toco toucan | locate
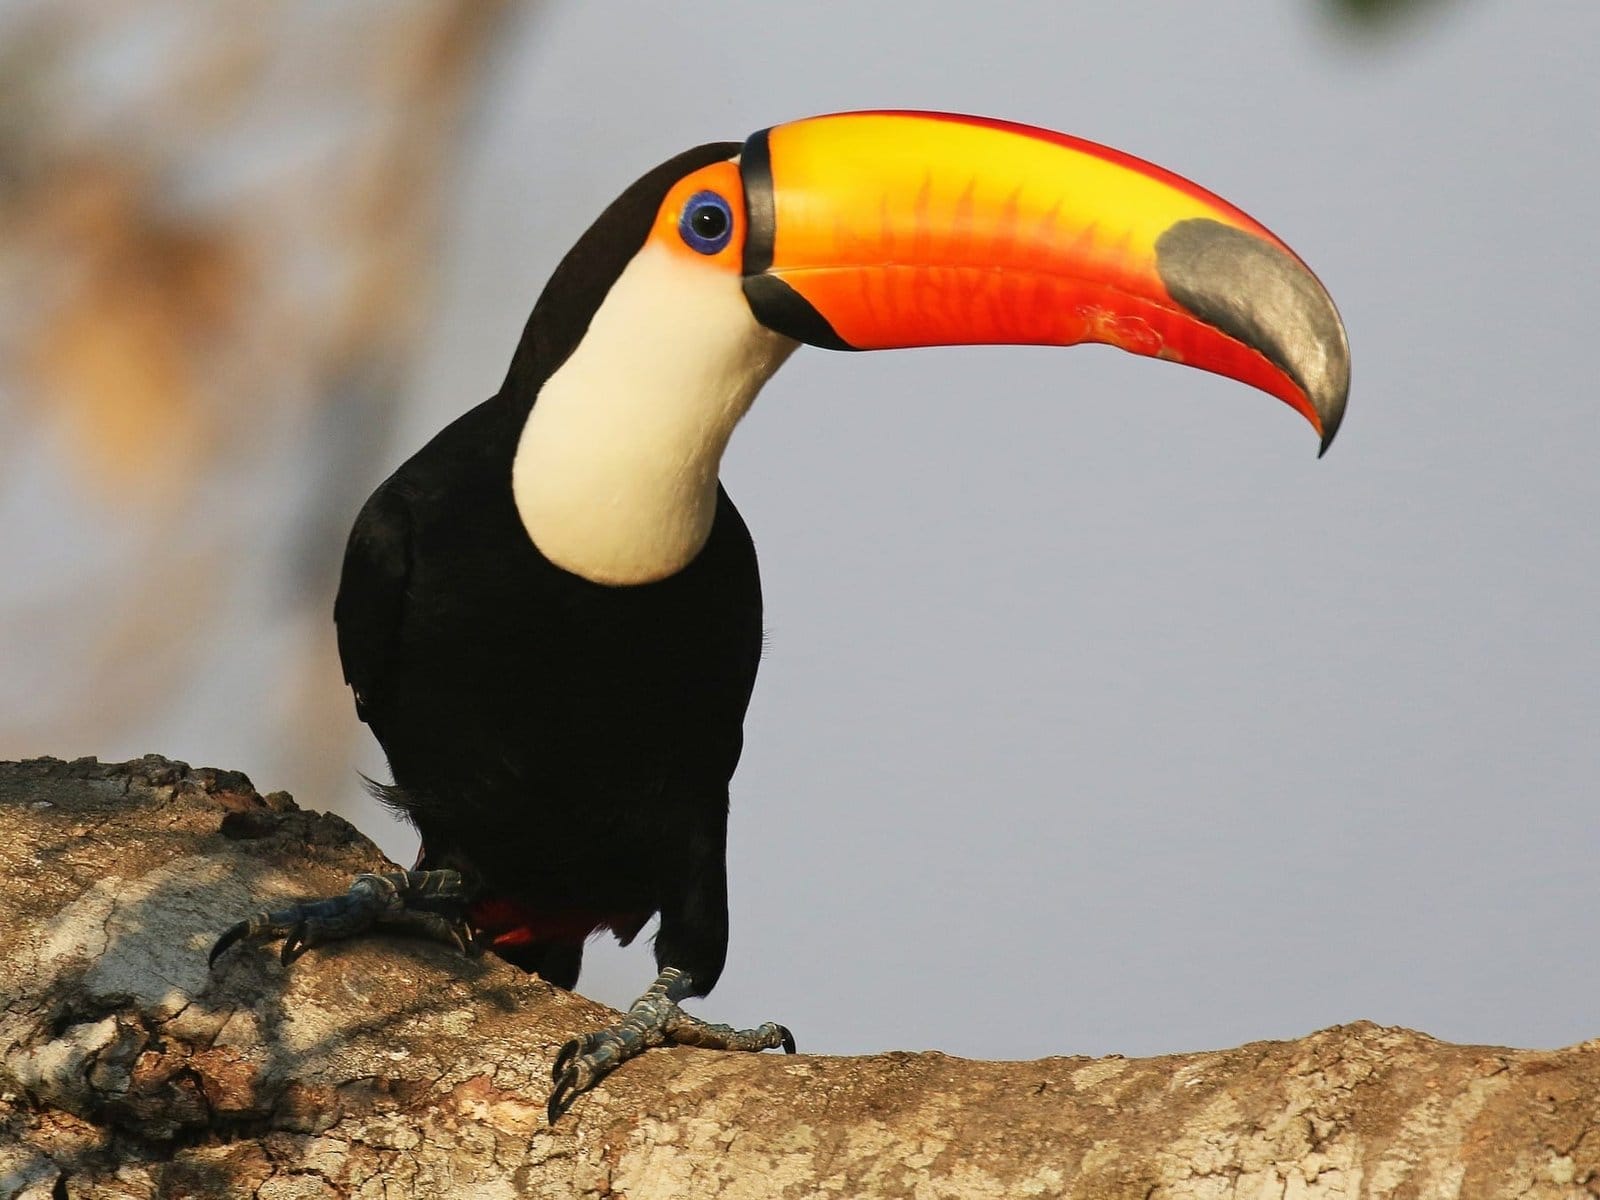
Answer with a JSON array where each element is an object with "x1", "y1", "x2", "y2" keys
[{"x1": 211, "y1": 110, "x2": 1350, "y2": 1121}]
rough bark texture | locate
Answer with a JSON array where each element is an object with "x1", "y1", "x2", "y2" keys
[{"x1": 0, "y1": 757, "x2": 1594, "y2": 1199}]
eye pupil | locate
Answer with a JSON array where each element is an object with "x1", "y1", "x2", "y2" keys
[
  {"x1": 678, "y1": 189, "x2": 734, "y2": 255},
  {"x1": 691, "y1": 205, "x2": 728, "y2": 239}
]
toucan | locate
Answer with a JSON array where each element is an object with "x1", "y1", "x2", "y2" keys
[{"x1": 211, "y1": 110, "x2": 1349, "y2": 1122}]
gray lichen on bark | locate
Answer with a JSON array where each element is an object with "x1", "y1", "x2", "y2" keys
[{"x1": 0, "y1": 756, "x2": 1595, "y2": 1198}]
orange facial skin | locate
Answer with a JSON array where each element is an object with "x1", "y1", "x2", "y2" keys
[
  {"x1": 652, "y1": 160, "x2": 748, "y2": 270},
  {"x1": 740, "y1": 111, "x2": 1342, "y2": 444}
]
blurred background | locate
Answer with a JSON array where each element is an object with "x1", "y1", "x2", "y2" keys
[{"x1": 3, "y1": 0, "x2": 1596, "y2": 1061}]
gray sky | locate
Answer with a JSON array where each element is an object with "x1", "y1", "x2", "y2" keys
[
  {"x1": 384, "y1": 0, "x2": 1600, "y2": 1058},
  {"x1": 30, "y1": 0, "x2": 1600, "y2": 1062}
]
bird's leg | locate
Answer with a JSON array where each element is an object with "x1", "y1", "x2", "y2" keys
[
  {"x1": 209, "y1": 869, "x2": 477, "y2": 967},
  {"x1": 547, "y1": 966, "x2": 794, "y2": 1122}
]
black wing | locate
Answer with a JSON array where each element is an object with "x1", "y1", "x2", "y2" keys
[{"x1": 333, "y1": 481, "x2": 413, "y2": 725}]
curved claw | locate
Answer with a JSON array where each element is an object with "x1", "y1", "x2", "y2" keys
[
  {"x1": 547, "y1": 1027, "x2": 634, "y2": 1123},
  {"x1": 551, "y1": 1036, "x2": 584, "y2": 1084},
  {"x1": 779, "y1": 1025, "x2": 797, "y2": 1055},
  {"x1": 551, "y1": 1029, "x2": 609, "y2": 1085},
  {"x1": 209, "y1": 922, "x2": 249, "y2": 968},
  {"x1": 281, "y1": 922, "x2": 310, "y2": 966},
  {"x1": 547, "y1": 1065, "x2": 586, "y2": 1125}
]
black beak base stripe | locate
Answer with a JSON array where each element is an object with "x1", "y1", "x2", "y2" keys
[
  {"x1": 742, "y1": 274, "x2": 856, "y2": 351},
  {"x1": 738, "y1": 126, "x2": 856, "y2": 351},
  {"x1": 740, "y1": 128, "x2": 777, "y2": 277}
]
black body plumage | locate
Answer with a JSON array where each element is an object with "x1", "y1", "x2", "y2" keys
[{"x1": 333, "y1": 142, "x2": 754, "y2": 995}]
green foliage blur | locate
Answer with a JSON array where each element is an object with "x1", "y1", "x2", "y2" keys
[{"x1": 1322, "y1": 0, "x2": 1458, "y2": 34}]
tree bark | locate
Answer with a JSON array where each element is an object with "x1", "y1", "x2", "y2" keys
[{"x1": 0, "y1": 757, "x2": 1594, "y2": 1199}]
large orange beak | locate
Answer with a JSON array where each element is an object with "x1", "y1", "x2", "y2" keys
[{"x1": 740, "y1": 111, "x2": 1349, "y2": 453}]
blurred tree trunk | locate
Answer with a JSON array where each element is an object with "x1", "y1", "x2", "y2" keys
[
  {"x1": 0, "y1": 1, "x2": 516, "y2": 821},
  {"x1": 2, "y1": 756, "x2": 1597, "y2": 1198}
]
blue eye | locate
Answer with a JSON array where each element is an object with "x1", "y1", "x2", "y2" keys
[{"x1": 679, "y1": 190, "x2": 734, "y2": 255}]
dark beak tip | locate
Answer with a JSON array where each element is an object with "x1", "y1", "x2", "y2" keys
[
  {"x1": 1315, "y1": 385, "x2": 1348, "y2": 458},
  {"x1": 1311, "y1": 328, "x2": 1351, "y2": 458},
  {"x1": 1156, "y1": 218, "x2": 1349, "y2": 461}
]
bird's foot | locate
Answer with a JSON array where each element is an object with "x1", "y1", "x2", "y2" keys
[
  {"x1": 547, "y1": 966, "x2": 794, "y2": 1122},
  {"x1": 209, "y1": 868, "x2": 476, "y2": 967}
]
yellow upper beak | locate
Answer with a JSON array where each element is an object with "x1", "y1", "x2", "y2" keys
[{"x1": 739, "y1": 111, "x2": 1349, "y2": 452}]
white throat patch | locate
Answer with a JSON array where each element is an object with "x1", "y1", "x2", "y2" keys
[{"x1": 512, "y1": 241, "x2": 797, "y2": 585}]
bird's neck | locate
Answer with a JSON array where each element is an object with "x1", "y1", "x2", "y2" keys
[{"x1": 512, "y1": 243, "x2": 796, "y2": 586}]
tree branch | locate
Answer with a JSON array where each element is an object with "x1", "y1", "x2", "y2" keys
[{"x1": 1, "y1": 756, "x2": 1594, "y2": 1197}]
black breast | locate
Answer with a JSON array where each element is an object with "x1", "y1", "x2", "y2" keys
[{"x1": 335, "y1": 395, "x2": 763, "y2": 914}]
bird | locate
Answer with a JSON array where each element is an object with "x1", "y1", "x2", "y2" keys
[{"x1": 210, "y1": 109, "x2": 1350, "y2": 1122}]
